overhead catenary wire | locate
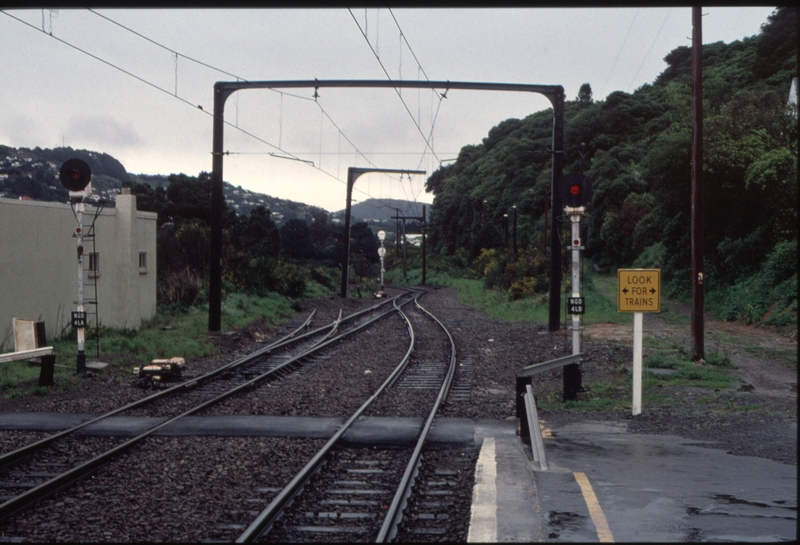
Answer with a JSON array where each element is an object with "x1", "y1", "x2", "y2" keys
[
  {"x1": 89, "y1": 8, "x2": 411, "y2": 212},
  {"x1": 626, "y1": 8, "x2": 672, "y2": 93},
  {"x1": 599, "y1": 8, "x2": 640, "y2": 99},
  {"x1": 359, "y1": 8, "x2": 445, "y2": 209},
  {"x1": 92, "y1": 7, "x2": 432, "y2": 212},
  {"x1": 5, "y1": 9, "x2": 416, "y2": 215},
  {"x1": 388, "y1": 8, "x2": 448, "y2": 203},
  {"x1": 348, "y1": 7, "x2": 442, "y2": 165},
  {"x1": 85, "y1": 10, "x2": 387, "y2": 174}
]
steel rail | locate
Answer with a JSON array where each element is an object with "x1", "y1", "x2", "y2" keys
[
  {"x1": 235, "y1": 291, "x2": 421, "y2": 543},
  {"x1": 0, "y1": 293, "x2": 411, "y2": 523},
  {"x1": 0, "y1": 292, "x2": 399, "y2": 470},
  {"x1": 376, "y1": 290, "x2": 459, "y2": 542},
  {"x1": 0, "y1": 310, "x2": 317, "y2": 471}
]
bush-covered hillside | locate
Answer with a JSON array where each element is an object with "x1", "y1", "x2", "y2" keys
[{"x1": 425, "y1": 7, "x2": 796, "y2": 326}]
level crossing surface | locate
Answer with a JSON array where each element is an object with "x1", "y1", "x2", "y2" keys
[{"x1": 2, "y1": 412, "x2": 795, "y2": 541}]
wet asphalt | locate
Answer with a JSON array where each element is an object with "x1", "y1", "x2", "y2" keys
[{"x1": 531, "y1": 419, "x2": 797, "y2": 542}]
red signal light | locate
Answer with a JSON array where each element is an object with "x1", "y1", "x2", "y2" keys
[
  {"x1": 59, "y1": 159, "x2": 92, "y2": 192},
  {"x1": 560, "y1": 173, "x2": 592, "y2": 207}
]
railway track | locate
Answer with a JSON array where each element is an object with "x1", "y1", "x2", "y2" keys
[
  {"x1": 0, "y1": 290, "x2": 418, "y2": 526},
  {"x1": 233, "y1": 289, "x2": 460, "y2": 543}
]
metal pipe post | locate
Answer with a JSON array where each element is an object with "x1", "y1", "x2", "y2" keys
[
  {"x1": 632, "y1": 312, "x2": 643, "y2": 415},
  {"x1": 548, "y1": 88, "x2": 565, "y2": 332},
  {"x1": 570, "y1": 211, "x2": 582, "y2": 355},
  {"x1": 209, "y1": 83, "x2": 230, "y2": 331},
  {"x1": 402, "y1": 220, "x2": 407, "y2": 282},
  {"x1": 421, "y1": 206, "x2": 427, "y2": 286},
  {"x1": 75, "y1": 202, "x2": 86, "y2": 375},
  {"x1": 562, "y1": 207, "x2": 583, "y2": 401},
  {"x1": 340, "y1": 169, "x2": 357, "y2": 298}
]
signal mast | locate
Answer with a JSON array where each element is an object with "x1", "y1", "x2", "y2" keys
[
  {"x1": 560, "y1": 172, "x2": 592, "y2": 399},
  {"x1": 58, "y1": 159, "x2": 92, "y2": 375}
]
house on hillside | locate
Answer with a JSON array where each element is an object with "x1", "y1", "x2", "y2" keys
[{"x1": 0, "y1": 188, "x2": 156, "y2": 347}]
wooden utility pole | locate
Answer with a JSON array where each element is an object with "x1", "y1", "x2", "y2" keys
[{"x1": 691, "y1": 6, "x2": 705, "y2": 361}]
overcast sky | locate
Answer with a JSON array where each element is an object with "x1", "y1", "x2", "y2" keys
[{"x1": 0, "y1": 6, "x2": 778, "y2": 212}]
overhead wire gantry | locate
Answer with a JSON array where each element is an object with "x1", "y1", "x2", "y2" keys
[{"x1": 207, "y1": 79, "x2": 566, "y2": 333}]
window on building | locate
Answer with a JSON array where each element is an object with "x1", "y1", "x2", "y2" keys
[
  {"x1": 139, "y1": 252, "x2": 148, "y2": 274},
  {"x1": 88, "y1": 252, "x2": 100, "y2": 278}
]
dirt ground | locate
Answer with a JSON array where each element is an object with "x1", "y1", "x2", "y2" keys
[{"x1": 585, "y1": 278, "x2": 797, "y2": 404}]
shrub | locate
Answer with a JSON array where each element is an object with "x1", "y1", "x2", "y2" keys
[{"x1": 157, "y1": 267, "x2": 205, "y2": 306}]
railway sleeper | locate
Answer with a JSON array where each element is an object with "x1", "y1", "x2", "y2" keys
[{"x1": 291, "y1": 525, "x2": 370, "y2": 534}]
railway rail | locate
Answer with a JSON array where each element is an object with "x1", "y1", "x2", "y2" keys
[
  {"x1": 0, "y1": 290, "x2": 418, "y2": 527},
  {"x1": 234, "y1": 288, "x2": 459, "y2": 542}
]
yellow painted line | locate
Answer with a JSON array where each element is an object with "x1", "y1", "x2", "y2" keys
[
  {"x1": 573, "y1": 471, "x2": 615, "y2": 542},
  {"x1": 539, "y1": 419, "x2": 553, "y2": 438}
]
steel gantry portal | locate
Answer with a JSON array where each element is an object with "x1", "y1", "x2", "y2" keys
[
  {"x1": 208, "y1": 79, "x2": 565, "y2": 332},
  {"x1": 340, "y1": 167, "x2": 426, "y2": 298}
]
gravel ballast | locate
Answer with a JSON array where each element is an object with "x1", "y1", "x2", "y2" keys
[{"x1": 0, "y1": 286, "x2": 795, "y2": 542}]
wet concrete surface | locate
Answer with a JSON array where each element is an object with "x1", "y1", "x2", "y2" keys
[{"x1": 535, "y1": 419, "x2": 797, "y2": 542}]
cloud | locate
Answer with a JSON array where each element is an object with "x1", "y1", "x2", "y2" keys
[
  {"x1": 0, "y1": 113, "x2": 40, "y2": 147},
  {"x1": 64, "y1": 115, "x2": 144, "y2": 148}
]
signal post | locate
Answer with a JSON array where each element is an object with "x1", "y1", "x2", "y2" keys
[
  {"x1": 560, "y1": 173, "x2": 592, "y2": 401},
  {"x1": 58, "y1": 159, "x2": 93, "y2": 375}
]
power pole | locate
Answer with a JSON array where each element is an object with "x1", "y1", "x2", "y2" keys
[
  {"x1": 512, "y1": 205, "x2": 518, "y2": 258},
  {"x1": 691, "y1": 6, "x2": 705, "y2": 362},
  {"x1": 402, "y1": 219, "x2": 408, "y2": 282},
  {"x1": 503, "y1": 213, "x2": 509, "y2": 250},
  {"x1": 392, "y1": 210, "x2": 427, "y2": 286},
  {"x1": 421, "y1": 206, "x2": 427, "y2": 286}
]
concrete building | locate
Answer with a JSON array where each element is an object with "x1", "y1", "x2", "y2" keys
[{"x1": 0, "y1": 189, "x2": 156, "y2": 348}]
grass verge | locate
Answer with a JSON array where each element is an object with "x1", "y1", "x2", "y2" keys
[
  {"x1": 1, "y1": 291, "x2": 298, "y2": 400},
  {"x1": 387, "y1": 267, "x2": 628, "y2": 325}
]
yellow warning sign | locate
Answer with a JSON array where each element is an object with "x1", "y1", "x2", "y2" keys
[{"x1": 618, "y1": 269, "x2": 661, "y2": 312}]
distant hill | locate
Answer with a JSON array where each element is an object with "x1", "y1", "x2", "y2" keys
[
  {"x1": 0, "y1": 145, "x2": 126, "y2": 203},
  {"x1": 337, "y1": 198, "x2": 431, "y2": 222},
  {"x1": 0, "y1": 145, "x2": 425, "y2": 228}
]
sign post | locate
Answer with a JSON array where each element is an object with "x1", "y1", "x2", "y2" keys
[{"x1": 617, "y1": 269, "x2": 661, "y2": 415}]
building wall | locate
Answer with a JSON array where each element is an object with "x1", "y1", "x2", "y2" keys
[{"x1": 0, "y1": 192, "x2": 156, "y2": 348}]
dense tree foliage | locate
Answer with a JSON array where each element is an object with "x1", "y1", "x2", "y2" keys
[
  {"x1": 131, "y1": 174, "x2": 298, "y2": 302},
  {"x1": 425, "y1": 7, "x2": 797, "y2": 315},
  {"x1": 130, "y1": 173, "x2": 381, "y2": 303}
]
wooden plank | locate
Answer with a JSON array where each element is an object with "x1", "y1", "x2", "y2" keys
[{"x1": 0, "y1": 347, "x2": 55, "y2": 364}]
